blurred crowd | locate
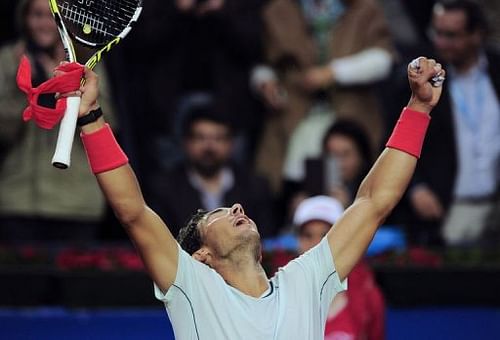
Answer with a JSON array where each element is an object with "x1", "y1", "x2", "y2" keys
[
  {"x1": 1, "y1": 0, "x2": 500, "y2": 338},
  {"x1": 2, "y1": 0, "x2": 499, "y2": 249}
]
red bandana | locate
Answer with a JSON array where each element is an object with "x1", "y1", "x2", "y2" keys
[{"x1": 16, "y1": 55, "x2": 84, "y2": 129}]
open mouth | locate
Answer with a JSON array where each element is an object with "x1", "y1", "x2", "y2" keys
[{"x1": 234, "y1": 217, "x2": 249, "y2": 227}]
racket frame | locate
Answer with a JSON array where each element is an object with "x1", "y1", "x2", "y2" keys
[{"x1": 48, "y1": 0, "x2": 142, "y2": 169}]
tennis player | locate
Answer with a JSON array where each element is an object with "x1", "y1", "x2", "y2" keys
[{"x1": 58, "y1": 56, "x2": 444, "y2": 339}]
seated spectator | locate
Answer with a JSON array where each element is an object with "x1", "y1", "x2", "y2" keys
[
  {"x1": 252, "y1": 0, "x2": 395, "y2": 192},
  {"x1": 293, "y1": 196, "x2": 385, "y2": 340},
  {"x1": 148, "y1": 99, "x2": 276, "y2": 238},
  {"x1": 285, "y1": 119, "x2": 373, "y2": 219},
  {"x1": 0, "y1": 0, "x2": 115, "y2": 241}
]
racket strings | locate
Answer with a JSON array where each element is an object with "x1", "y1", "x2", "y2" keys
[
  {"x1": 58, "y1": 0, "x2": 140, "y2": 44},
  {"x1": 60, "y1": 3, "x2": 110, "y2": 37}
]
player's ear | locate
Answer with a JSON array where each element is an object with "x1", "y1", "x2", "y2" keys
[{"x1": 192, "y1": 248, "x2": 213, "y2": 267}]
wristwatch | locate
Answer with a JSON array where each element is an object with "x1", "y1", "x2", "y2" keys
[{"x1": 77, "y1": 107, "x2": 103, "y2": 126}]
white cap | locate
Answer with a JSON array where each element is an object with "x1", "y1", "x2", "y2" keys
[{"x1": 293, "y1": 195, "x2": 344, "y2": 227}]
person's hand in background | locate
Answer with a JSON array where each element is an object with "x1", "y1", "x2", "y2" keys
[
  {"x1": 257, "y1": 79, "x2": 288, "y2": 111},
  {"x1": 410, "y1": 185, "x2": 444, "y2": 220},
  {"x1": 302, "y1": 65, "x2": 335, "y2": 92}
]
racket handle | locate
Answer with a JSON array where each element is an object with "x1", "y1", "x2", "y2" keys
[{"x1": 51, "y1": 96, "x2": 81, "y2": 169}]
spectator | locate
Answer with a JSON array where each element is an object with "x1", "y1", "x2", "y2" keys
[
  {"x1": 402, "y1": 0, "x2": 500, "y2": 49},
  {"x1": 407, "y1": 0, "x2": 500, "y2": 246},
  {"x1": 0, "y1": 0, "x2": 115, "y2": 241},
  {"x1": 148, "y1": 99, "x2": 276, "y2": 238},
  {"x1": 293, "y1": 196, "x2": 385, "y2": 340},
  {"x1": 286, "y1": 119, "x2": 373, "y2": 219},
  {"x1": 252, "y1": 0, "x2": 395, "y2": 192}
]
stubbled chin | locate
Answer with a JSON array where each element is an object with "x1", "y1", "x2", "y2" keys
[
  {"x1": 238, "y1": 226, "x2": 260, "y2": 240},
  {"x1": 238, "y1": 223, "x2": 259, "y2": 234}
]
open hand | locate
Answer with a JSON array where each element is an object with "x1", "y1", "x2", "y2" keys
[{"x1": 302, "y1": 66, "x2": 334, "y2": 92}]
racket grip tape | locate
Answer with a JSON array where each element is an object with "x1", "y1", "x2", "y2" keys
[
  {"x1": 80, "y1": 123, "x2": 128, "y2": 174},
  {"x1": 52, "y1": 96, "x2": 81, "y2": 169}
]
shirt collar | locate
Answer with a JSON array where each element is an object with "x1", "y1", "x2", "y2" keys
[
  {"x1": 449, "y1": 51, "x2": 488, "y2": 78},
  {"x1": 188, "y1": 167, "x2": 234, "y2": 195}
]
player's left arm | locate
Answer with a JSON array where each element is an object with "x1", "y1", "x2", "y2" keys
[{"x1": 327, "y1": 57, "x2": 445, "y2": 282}]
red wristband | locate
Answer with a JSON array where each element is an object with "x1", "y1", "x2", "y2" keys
[
  {"x1": 81, "y1": 124, "x2": 129, "y2": 174},
  {"x1": 386, "y1": 107, "x2": 431, "y2": 158}
]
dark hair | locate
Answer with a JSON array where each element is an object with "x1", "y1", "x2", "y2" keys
[
  {"x1": 181, "y1": 103, "x2": 233, "y2": 139},
  {"x1": 322, "y1": 119, "x2": 373, "y2": 166},
  {"x1": 435, "y1": 0, "x2": 489, "y2": 34},
  {"x1": 176, "y1": 209, "x2": 208, "y2": 255}
]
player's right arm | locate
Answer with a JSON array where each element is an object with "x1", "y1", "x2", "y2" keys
[{"x1": 76, "y1": 68, "x2": 178, "y2": 293}]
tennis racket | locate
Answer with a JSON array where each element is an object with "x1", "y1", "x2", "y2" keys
[{"x1": 49, "y1": 0, "x2": 143, "y2": 169}]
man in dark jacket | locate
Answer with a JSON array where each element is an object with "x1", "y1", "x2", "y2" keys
[
  {"x1": 407, "y1": 0, "x2": 500, "y2": 246},
  {"x1": 148, "y1": 100, "x2": 276, "y2": 238}
]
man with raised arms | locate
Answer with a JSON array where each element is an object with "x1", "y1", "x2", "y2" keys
[{"x1": 57, "y1": 56, "x2": 444, "y2": 339}]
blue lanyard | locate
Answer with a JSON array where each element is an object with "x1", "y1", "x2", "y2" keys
[{"x1": 450, "y1": 71, "x2": 487, "y2": 133}]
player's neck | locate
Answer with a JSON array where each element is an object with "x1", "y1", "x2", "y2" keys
[
  {"x1": 226, "y1": 264, "x2": 269, "y2": 298},
  {"x1": 216, "y1": 256, "x2": 269, "y2": 298}
]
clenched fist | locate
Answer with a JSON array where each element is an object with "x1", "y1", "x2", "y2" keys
[{"x1": 407, "y1": 57, "x2": 446, "y2": 113}]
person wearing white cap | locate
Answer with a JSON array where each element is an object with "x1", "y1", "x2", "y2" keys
[
  {"x1": 294, "y1": 195, "x2": 344, "y2": 253},
  {"x1": 293, "y1": 195, "x2": 385, "y2": 340}
]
